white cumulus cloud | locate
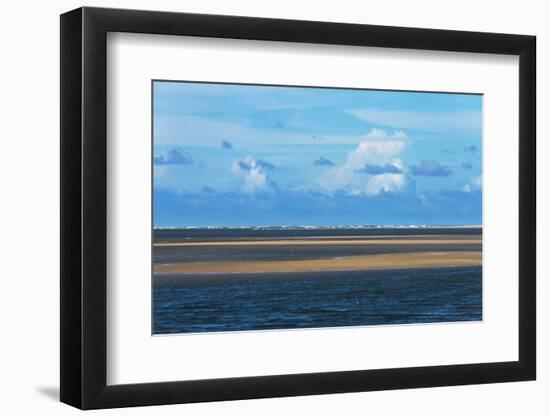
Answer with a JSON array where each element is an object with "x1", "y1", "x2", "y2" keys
[
  {"x1": 232, "y1": 156, "x2": 274, "y2": 193},
  {"x1": 364, "y1": 128, "x2": 408, "y2": 140},
  {"x1": 320, "y1": 129, "x2": 409, "y2": 196},
  {"x1": 364, "y1": 172, "x2": 407, "y2": 195}
]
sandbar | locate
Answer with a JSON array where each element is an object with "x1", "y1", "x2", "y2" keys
[{"x1": 154, "y1": 251, "x2": 481, "y2": 274}]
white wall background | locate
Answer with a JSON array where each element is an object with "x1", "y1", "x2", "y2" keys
[{"x1": 0, "y1": 0, "x2": 545, "y2": 415}]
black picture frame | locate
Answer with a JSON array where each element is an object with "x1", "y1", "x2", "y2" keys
[{"x1": 60, "y1": 6, "x2": 536, "y2": 410}]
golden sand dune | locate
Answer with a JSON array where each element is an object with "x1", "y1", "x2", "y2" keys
[
  {"x1": 154, "y1": 251, "x2": 481, "y2": 274},
  {"x1": 154, "y1": 237, "x2": 481, "y2": 248}
]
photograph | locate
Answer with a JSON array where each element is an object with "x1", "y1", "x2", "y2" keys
[
  {"x1": 53, "y1": 4, "x2": 538, "y2": 411},
  {"x1": 152, "y1": 81, "x2": 483, "y2": 335}
]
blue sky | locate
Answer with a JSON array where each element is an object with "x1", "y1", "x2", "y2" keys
[{"x1": 153, "y1": 81, "x2": 482, "y2": 227}]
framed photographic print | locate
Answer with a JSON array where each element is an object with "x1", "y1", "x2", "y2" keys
[{"x1": 60, "y1": 7, "x2": 536, "y2": 409}]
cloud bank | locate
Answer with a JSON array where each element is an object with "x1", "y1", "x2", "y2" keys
[{"x1": 154, "y1": 187, "x2": 481, "y2": 227}]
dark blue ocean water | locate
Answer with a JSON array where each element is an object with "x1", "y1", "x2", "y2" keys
[
  {"x1": 154, "y1": 226, "x2": 481, "y2": 240},
  {"x1": 153, "y1": 266, "x2": 482, "y2": 334}
]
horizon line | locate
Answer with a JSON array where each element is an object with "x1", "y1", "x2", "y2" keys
[{"x1": 153, "y1": 224, "x2": 482, "y2": 230}]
